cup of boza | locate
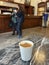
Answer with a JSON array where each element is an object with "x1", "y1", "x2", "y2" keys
[{"x1": 19, "y1": 40, "x2": 34, "y2": 61}]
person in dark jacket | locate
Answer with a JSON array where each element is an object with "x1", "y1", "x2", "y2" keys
[
  {"x1": 16, "y1": 6, "x2": 24, "y2": 38},
  {"x1": 11, "y1": 8, "x2": 18, "y2": 35}
]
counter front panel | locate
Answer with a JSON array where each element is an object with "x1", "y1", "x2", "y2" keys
[{"x1": 0, "y1": 15, "x2": 42, "y2": 33}]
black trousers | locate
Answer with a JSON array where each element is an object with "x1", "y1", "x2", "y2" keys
[
  {"x1": 12, "y1": 22, "x2": 22, "y2": 36},
  {"x1": 16, "y1": 22, "x2": 22, "y2": 36},
  {"x1": 12, "y1": 23, "x2": 17, "y2": 34}
]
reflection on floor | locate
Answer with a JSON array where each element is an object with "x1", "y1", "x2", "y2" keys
[{"x1": 0, "y1": 27, "x2": 49, "y2": 49}]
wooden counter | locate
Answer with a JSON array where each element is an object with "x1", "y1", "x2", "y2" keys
[
  {"x1": 22, "y1": 15, "x2": 42, "y2": 29},
  {"x1": 0, "y1": 15, "x2": 11, "y2": 33},
  {"x1": 0, "y1": 15, "x2": 42, "y2": 33}
]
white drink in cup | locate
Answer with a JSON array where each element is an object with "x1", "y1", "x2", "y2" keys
[{"x1": 19, "y1": 40, "x2": 34, "y2": 61}]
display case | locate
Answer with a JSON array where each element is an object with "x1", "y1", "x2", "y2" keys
[
  {"x1": 37, "y1": 2, "x2": 46, "y2": 16},
  {"x1": 0, "y1": 6, "x2": 12, "y2": 14},
  {"x1": 24, "y1": 0, "x2": 34, "y2": 15},
  {"x1": 46, "y1": 1, "x2": 49, "y2": 12},
  {"x1": 24, "y1": 6, "x2": 34, "y2": 15}
]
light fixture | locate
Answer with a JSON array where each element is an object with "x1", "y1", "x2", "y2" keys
[{"x1": 0, "y1": 1, "x2": 3, "y2": 4}]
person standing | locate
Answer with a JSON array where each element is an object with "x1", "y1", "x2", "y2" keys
[
  {"x1": 43, "y1": 12, "x2": 48, "y2": 28},
  {"x1": 16, "y1": 5, "x2": 24, "y2": 38},
  {"x1": 11, "y1": 8, "x2": 18, "y2": 35}
]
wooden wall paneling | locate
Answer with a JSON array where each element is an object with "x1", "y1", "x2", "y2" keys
[
  {"x1": 22, "y1": 18, "x2": 31, "y2": 29},
  {"x1": 0, "y1": 16, "x2": 4, "y2": 33},
  {"x1": 4, "y1": 15, "x2": 11, "y2": 32},
  {"x1": 0, "y1": 15, "x2": 42, "y2": 33},
  {"x1": 24, "y1": 5, "x2": 34, "y2": 15},
  {"x1": 22, "y1": 16, "x2": 42, "y2": 29},
  {"x1": 0, "y1": 15, "x2": 11, "y2": 33},
  {"x1": 4, "y1": 17, "x2": 8, "y2": 32},
  {"x1": 28, "y1": 6, "x2": 34, "y2": 14},
  {"x1": 0, "y1": 19, "x2": 2, "y2": 32}
]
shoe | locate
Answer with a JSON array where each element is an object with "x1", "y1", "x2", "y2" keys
[{"x1": 12, "y1": 33, "x2": 15, "y2": 35}]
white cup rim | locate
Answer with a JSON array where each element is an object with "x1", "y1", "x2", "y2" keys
[{"x1": 19, "y1": 40, "x2": 34, "y2": 48}]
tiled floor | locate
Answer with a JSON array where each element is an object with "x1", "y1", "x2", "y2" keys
[
  {"x1": 0, "y1": 27, "x2": 49, "y2": 49},
  {"x1": 0, "y1": 27, "x2": 49, "y2": 65}
]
